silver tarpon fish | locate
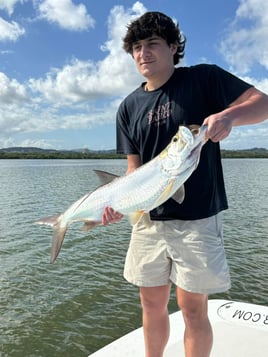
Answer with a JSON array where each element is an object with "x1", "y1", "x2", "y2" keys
[{"x1": 36, "y1": 124, "x2": 208, "y2": 263}]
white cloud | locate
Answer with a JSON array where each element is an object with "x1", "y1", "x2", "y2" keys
[
  {"x1": 19, "y1": 138, "x2": 61, "y2": 148},
  {"x1": 0, "y1": 0, "x2": 24, "y2": 15},
  {"x1": 29, "y1": 60, "x2": 99, "y2": 103},
  {"x1": 37, "y1": 0, "x2": 95, "y2": 31},
  {"x1": 221, "y1": 121, "x2": 268, "y2": 149},
  {"x1": 0, "y1": 49, "x2": 13, "y2": 54},
  {"x1": 0, "y1": 72, "x2": 28, "y2": 103},
  {"x1": 29, "y1": 2, "x2": 146, "y2": 104},
  {"x1": 0, "y1": 17, "x2": 25, "y2": 41},
  {"x1": 220, "y1": 0, "x2": 268, "y2": 74},
  {"x1": 0, "y1": 2, "x2": 148, "y2": 150},
  {"x1": 240, "y1": 75, "x2": 268, "y2": 94}
]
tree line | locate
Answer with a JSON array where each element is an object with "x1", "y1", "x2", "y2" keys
[{"x1": 0, "y1": 149, "x2": 267, "y2": 159}]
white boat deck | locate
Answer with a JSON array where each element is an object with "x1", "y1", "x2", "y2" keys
[{"x1": 89, "y1": 300, "x2": 268, "y2": 356}]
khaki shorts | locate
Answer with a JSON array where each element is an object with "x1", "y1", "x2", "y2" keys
[{"x1": 124, "y1": 213, "x2": 231, "y2": 294}]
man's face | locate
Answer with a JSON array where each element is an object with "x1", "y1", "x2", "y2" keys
[{"x1": 132, "y1": 36, "x2": 177, "y2": 79}]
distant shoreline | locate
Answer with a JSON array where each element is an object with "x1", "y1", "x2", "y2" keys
[{"x1": 0, "y1": 149, "x2": 267, "y2": 159}]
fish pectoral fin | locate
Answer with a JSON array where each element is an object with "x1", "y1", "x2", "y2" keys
[
  {"x1": 128, "y1": 210, "x2": 145, "y2": 225},
  {"x1": 171, "y1": 184, "x2": 185, "y2": 204},
  {"x1": 81, "y1": 221, "x2": 101, "y2": 231},
  {"x1": 153, "y1": 179, "x2": 175, "y2": 208},
  {"x1": 94, "y1": 169, "x2": 119, "y2": 185}
]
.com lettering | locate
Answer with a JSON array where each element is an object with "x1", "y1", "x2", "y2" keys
[{"x1": 232, "y1": 309, "x2": 268, "y2": 325}]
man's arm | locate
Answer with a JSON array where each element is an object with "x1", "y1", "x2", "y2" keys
[
  {"x1": 125, "y1": 154, "x2": 141, "y2": 174},
  {"x1": 203, "y1": 87, "x2": 268, "y2": 142}
]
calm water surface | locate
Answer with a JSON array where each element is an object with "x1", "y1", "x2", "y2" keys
[{"x1": 0, "y1": 159, "x2": 267, "y2": 357}]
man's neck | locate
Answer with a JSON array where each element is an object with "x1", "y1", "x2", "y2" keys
[{"x1": 145, "y1": 67, "x2": 175, "y2": 91}]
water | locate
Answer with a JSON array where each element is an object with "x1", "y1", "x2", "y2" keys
[{"x1": 0, "y1": 159, "x2": 267, "y2": 357}]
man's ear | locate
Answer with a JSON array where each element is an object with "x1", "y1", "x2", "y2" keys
[{"x1": 170, "y1": 42, "x2": 178, "y2": 54}]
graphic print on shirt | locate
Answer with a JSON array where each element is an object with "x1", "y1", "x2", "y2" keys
[{"x1": 148, "y1": 101, "x2": 172, "y2": 126}]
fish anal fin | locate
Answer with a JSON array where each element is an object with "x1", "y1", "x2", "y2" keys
[
  {"x1": 94, "y1": 169, "x2": 119, "y2": 186},
  {"x1": 171, "y1": 185, "x2": 185, "y2": 204},
  {"x1": 81, "y1": 221, "x2": 101, "y2": 231}
]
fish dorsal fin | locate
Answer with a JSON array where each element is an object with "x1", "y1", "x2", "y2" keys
[
  {"x1": 171, "y1": 185, "x2": 185, "y2": 204},
  {"x1": 93, "y1": 169, "x2": 119, "y2": 185},
  {"x1": 152, "y1": 179, "x2": 175, "y2": 208}
]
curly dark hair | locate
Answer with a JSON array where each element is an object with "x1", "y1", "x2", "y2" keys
[{"x1": 123, "y1": 12, "x2": 186, "y2": 65}]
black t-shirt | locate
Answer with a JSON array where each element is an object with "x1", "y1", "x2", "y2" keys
[{"x1": 116, "y1": 64, "x2": 252, "y2": 220}]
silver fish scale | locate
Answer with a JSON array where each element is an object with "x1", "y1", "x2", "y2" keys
[{"x1": 111, "y1": 175, "x2": 172, "y2": 214}]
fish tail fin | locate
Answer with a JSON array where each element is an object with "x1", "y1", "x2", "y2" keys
[
  {"x1": 50, "y1": 221, "x2": 67, "y2": 264},
  {"x1": 35, "y1": 214, "x2": 67, "y2": 264}
]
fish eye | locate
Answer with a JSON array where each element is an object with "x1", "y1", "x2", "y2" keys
[{"x1": 173, "y1": 137, "x2": 178, "y2": 142}]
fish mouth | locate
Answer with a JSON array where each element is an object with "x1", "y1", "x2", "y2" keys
[
  {"x1": 191, "y1": 141, "x2": 203, "y2": 156},
  {"x1": 191, "y1": 125, "x2": 208, "y2": 146},
  {"x1": 189, "y1": 126, "x2": 208, "y2": 167}
]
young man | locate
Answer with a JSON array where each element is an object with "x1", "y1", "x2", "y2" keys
[{"x1": 102, "y1": 11, "x2": 268, "y2": 357}]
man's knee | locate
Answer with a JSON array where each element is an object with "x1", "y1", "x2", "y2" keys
[
  {"x1": 140, "y1": 285, "x2": 170, "y2": 313},
  {"x1": 177, "y1": 288, "x2": 208, "y2": 324}
]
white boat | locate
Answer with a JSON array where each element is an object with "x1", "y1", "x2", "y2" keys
[{"x1": 89, "y1": 299, "x2": 268, "y2": 356}]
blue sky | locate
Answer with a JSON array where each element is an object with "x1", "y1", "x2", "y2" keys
[{"x1": 0, "y1": 0, "x2": 267, "y2": 150}]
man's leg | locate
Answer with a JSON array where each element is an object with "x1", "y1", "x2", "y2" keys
[
  {"x1": 177, "y1": 287, "x2": 213, "y2": 357},
  {"x1": 140, "y1": 284, "x2": 171, "y2": 357}
]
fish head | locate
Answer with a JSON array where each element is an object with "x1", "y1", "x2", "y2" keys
[
  {"x1": 160, "y1": 124, "x2": 208, "y2": 174},
  {"x1": 162, "y1": 124, "x2": 207, "y2": 157}
]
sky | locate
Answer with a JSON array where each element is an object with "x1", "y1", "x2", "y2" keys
[{"x1": 0, "y1": 0, "x2": 267, "y2": 151}]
